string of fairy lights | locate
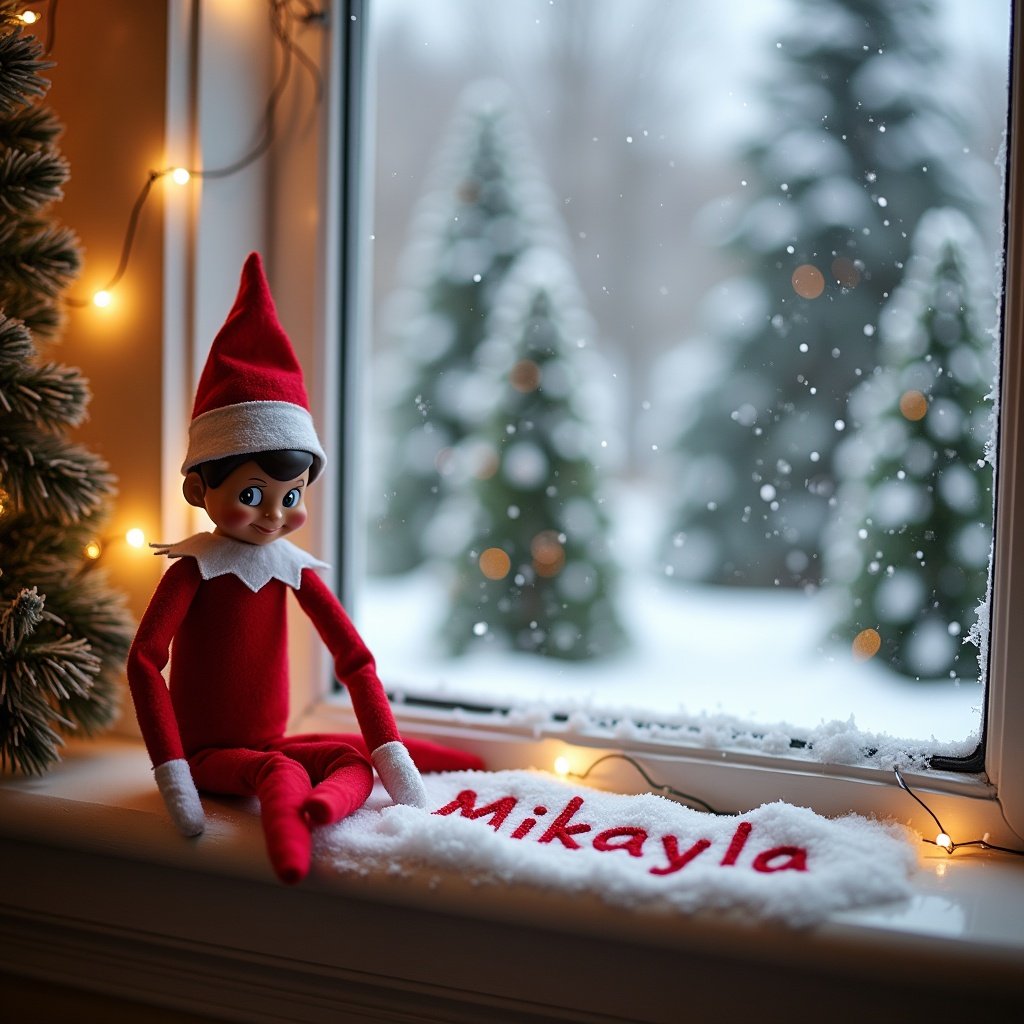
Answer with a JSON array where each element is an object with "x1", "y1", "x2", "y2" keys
[
  {"x1": 14, "y1": 0, "x2": 326, "y2": 561},
  {"x1": 554, "y1": 750, "x2": 1024, "y2": 858}
]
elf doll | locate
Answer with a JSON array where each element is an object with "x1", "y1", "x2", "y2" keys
[{"x1": 127, "y1": 252, "x2": 481, "y2": 884}]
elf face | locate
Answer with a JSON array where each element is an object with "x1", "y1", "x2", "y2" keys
[{"x1": 187, "y1": 459, "x2": 310, "y2": 546}]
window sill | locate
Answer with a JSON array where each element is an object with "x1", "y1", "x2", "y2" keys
[{"x1": 1, "y1": 737, "x2": 1022, "y2": 1022}]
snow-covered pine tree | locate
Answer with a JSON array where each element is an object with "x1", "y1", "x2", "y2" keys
[
  {"x1": 660, "y1": 0, "x2": 993, "y2": 588},
  {"x1": 370, "y1": 81, "x2": 559, "y2": 574},
  {"x1": 442, "y1": 250, "x2": 624, "y2": 661},
  {"x1": 824, "y1": 208, "x2": 994, "y2": 679},
  {"x1": 0, "y1": 4, "x2": 132, "y2": 774}
]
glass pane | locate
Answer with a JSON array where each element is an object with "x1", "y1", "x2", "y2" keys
[{"x1": 356, "y1": 0, "x2": 1010, "y2": 763}]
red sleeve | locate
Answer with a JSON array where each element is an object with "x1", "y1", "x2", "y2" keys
[
  {"x1": 293, "y1": 568, "x2": 401, "y2": 752},
  {"x1": 126, "y1": 558, "x2": 202, "y2": 766}
]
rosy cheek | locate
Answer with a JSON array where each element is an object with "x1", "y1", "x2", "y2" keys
[
  {"x1": 219, "y1": 507, "x2": 255, "y2": 529},
  {"x1": 287, "y1": 509, "x2": 308, "y2": 530}
]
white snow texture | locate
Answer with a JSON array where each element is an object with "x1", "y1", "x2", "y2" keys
[{"x1": 317, "y1": 770, "x2": 916, "y2": 927}]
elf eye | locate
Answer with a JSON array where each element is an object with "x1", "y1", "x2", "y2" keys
[
  {"x1": 239, "y1": 486, "x2": 263, "y2": 507},
  {"x1": 282, "y1": 488, "x2": 300, "y2": 509}
]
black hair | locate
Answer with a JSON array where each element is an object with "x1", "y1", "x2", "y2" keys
[{"x1": 198, "y1": 449, "x2": 316, "y2": 489}]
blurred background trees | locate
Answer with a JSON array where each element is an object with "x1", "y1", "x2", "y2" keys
[{"x1": 364, "y1": 0, "x2": 1005, "y2": 682}]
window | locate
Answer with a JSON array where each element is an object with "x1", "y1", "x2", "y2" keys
[{"x1": 338, "y1": 0, "x2": 1020, "y2": 822}]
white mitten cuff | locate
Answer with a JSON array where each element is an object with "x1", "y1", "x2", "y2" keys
[
  {"x1": 371, "y1": 740, "x2": 428, "y2": 808},
  {"x1": 154, "y1": 758, "x2": 206, "y2": 836}
]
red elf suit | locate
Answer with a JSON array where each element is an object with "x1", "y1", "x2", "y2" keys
[{"x1": 127, "y1": 253, "x2": 481, "y2": 884}]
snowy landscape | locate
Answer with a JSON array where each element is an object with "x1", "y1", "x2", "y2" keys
[
  {"x1": 355, "y1": 0, "x2": 1009, "y2": 764},
  {"x1": 360, "y1": 483, "x2": 984, "y2": 758}
]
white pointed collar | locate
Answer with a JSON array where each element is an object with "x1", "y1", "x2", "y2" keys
[{"x1": 152, "y1": 532, "x2": 330, "y2": 593}]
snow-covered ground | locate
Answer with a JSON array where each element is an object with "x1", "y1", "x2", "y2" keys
[{"x1": 359, "y1": 564, "x2": 983, "y2": 751}]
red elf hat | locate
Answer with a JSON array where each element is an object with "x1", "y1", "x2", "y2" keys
[{"x1": 181, "y1": 252, "x2": 326, "y2": 480}]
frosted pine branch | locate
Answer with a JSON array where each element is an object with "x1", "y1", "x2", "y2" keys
[
  {"x1": 0, "y1": 585, "x2": 46, "y2": 653},
  {"x1": 0, "y1": 104, "x2": 62, "y2": 150},
  {"x1": 0, "y1": 360, "x2": 91, "y2": 428},
  {"x1": 0, "y1": 686, "x2": 67, "y2": 775},
  {"x1": 0, "y1": 311, "x2": 33, "y2": 361},
  {"x1": 0, "y1": 221, "x2": 81, "y2": 302},
  {"x1": 0, "y1": 29, "x2": 51, "y2": 115},
  {"x1": 0, "y1": 429, "x2": 115, "y2": 524},
  {"x1": 0, "y1": 148, "x2": 69, "y2": 215}
]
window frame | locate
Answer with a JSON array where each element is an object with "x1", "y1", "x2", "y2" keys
[{"x1": 318, "y1": 0, "x2": 1024, "y2": 846}]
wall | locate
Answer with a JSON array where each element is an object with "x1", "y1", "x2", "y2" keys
[
  {"x1": 41, "y1": 0, "x2": 169, "y2": 624},
  {"x1": 36, "y1": 0, "x2": 335, "y2": 728}
]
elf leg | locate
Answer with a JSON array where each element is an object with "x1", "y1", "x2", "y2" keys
[
  {"x1": 271, "y1": 738, "x2": 374, "y2": 826},
  {"x1": 189, "y1": 746, "x2": 313, "y2": 885},
  {"x1": 285, "y1": 732, "x2": 484, "y2": 773}
]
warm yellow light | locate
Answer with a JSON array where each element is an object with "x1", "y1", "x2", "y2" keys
[
  {"x1": 19, "y1": 11, "x2": 39, "y2": 24},
  {"x1": 84, "y1": 540, "x2": 102, "y2": 560},
  {"x1": 553, "y1": 756, "x2": 571, "y2": 777},
  {"x1": 125, "y1": 528, "x2": 146, "y2": 549},
  {"x1": 170, "y1": 167, "x2": 191, "y2": 186},
  {"x1": 93, "y1": 290, "x2": 113, "y2": 308},
  {"x1": 935, "y1": 832, "x2": 953, "y2": 852}
]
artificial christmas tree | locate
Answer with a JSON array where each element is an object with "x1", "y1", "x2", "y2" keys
[
  {"x1": 660, "y1": 0, "x2": 995, "y2": 588},
  {"x1": 823, "y1": 208, "x2": 994, "y2": 679},
  {"x1": 0, "y1": 4, "x2": 132, "y2": 773},
  {"x1": 370, "y1": 81, "x2": 560, "y2": 574},
  {"x1": 443, "y1": 250, "x2": 624, "y2": 661}
]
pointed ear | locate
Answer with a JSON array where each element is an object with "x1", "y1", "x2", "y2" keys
[{"x1": 182, "y1": 472, "x2": 207, "y2": 508}]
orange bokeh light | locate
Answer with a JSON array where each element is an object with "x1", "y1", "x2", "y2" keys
[
  {"x1": 792, "y1": 264, "x2": 826, "y2": 300},
  {"x1": 899, "y1": 390, "x2": 929, "y2": 421},
  {"x1": 531, "y1": 530, "x2": 565, "y2": 578},
  {"x1": 852, "y1": 627, "x2": 882, "y2": 661},
  {"x1": 831, "y1": 256, "x2": 861, "y2": 289},
  {"x1": 510, "y1": 359, "x2": 542, "y2": 393},
  {"x1": 479, "y1": 547, "x2": 512, "y2": 580}
]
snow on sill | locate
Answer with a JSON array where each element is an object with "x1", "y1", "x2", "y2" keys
[{"x1": 384, "y1": 687, "x2": 982, "y2": 775}]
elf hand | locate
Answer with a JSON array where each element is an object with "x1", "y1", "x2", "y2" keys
[
  {"x1": 371, "y1": 740, "x2": 428, "y2": 808},
  {"x1": 154, "y1": 758, "x2": 206, "y2": 836}
]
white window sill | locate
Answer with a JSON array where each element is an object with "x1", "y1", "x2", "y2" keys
[{"x1": 1, "y1": 737, "x2": 1022, "y2": 1021}]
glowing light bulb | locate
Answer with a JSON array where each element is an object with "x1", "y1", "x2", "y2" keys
[
  {"x1": 93, "y1": 290, "x2": 112, "y2": 308},
  {"x1": 125, "y1": 528, "x2": 146, "y2": 549},
  {"x1": 170, "y1": 167, "x2": 191, "y2": 186},
  {"x1": 553, "y1": 756, "x2": 571, "y2": 777},
  {"x1": 19, "y1": 11, "x2": 39, "y2": 24},
  {"x1": 935, "y1": 832, "x2": 953, "y2": 852},
  {"x1": 84, "y1": 540, "x2": 102, "y2": 560}
]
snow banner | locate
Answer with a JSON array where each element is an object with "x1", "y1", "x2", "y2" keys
[{"x1": 318, "y1": 770, "x2": 916, "y2": 926}]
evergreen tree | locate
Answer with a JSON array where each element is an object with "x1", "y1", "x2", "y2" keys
[
  {"x1": 370, "y1": 81, "x2": 559, "y2": 573},
  {"x1": 0, "y1": 4, "x2": 132, "y2": 774},
  {"x1": 823, "y1": 209, "x2": 994, "y2": 679},
  {"x1": 661, "y1": 0, "x2": 993, "y2": 587},
  {"x1": 443, "y1": 250, "x2": 625, "y2": 661}
]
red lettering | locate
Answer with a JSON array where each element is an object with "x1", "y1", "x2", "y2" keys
[
  {"x1": 720, "y1": 821, "x2": 753, "y2": 866},
  {"x1": 511, "y1": 806, "x2": 548, "y2": 840},
  {"x1": 753, "y1": 846, "x2": 808, "y2": 873},
  {"x1": 433, "y1": 790, "x2": 518, "y2": 830},
  {"x1": 593, "y1": 826, "x2": 648, "y2": 858},
  {"x1": 538, "y1": 796, "x2": 592, "y2": 849},
  {"x1": 650, "y1": 835, "x2": 711, "y2": 876}
]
